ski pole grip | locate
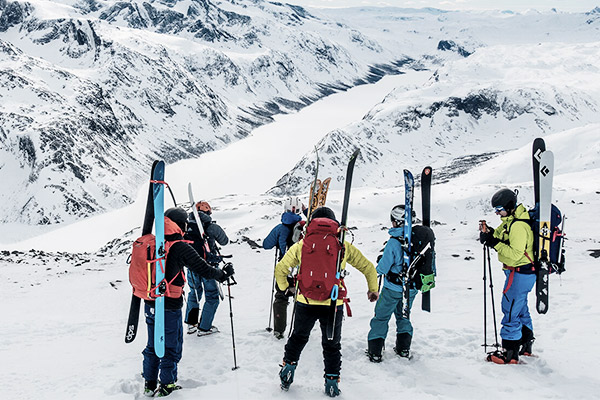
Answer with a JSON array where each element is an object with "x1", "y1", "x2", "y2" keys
[
  {"x1": 479, "y1": 220, "x2": 488, "y2": 233},
  {"x1": 331, "y1": 286, "x2": 338, "y2": 301}
]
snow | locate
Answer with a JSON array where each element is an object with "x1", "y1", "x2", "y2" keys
[{"x1": 2, "y1": 4, "x2": 600, "y2": 400}]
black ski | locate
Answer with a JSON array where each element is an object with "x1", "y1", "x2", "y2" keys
[
  {"x1": 420, "y1": 166, "x2": 432, "y2": 312},
  {"x1": 125, "y1": 160, "x2": 158, "y2": 344},
  {"x1": 327, "y1": 148, "x2": 360, "y2": 340},
  {"x1": 532, "y1": 138, "x2": 546, "y2": 210}
]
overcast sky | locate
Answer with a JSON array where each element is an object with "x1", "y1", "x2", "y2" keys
[{"x1": 288, "y1": 0, "x2": 599, "y2": 12}]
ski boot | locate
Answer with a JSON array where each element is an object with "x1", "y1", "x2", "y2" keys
[
  {"x1": 143, "y1": 380, "x2": 157, "y2": 397},
  {"x1": 274, "y1": 331, "x2": 285, "y2": 340},
  {"x1": 367, "y1": 338, "x2": 384, "y2": 363},
  {"x1": 324, "y1": 374, "x2": 341, "y2": 397},
  {"x1": 487, "y1": 339, "x2": 519, "y2": 364},
  {"x1": 197, "y1": 326, "x2": 219, "y2": 336},
  {"x1": 187, "y1": 324, "x2": 198, "y2": 335},
  {"x1": 156, "y1": 383, "x2": 182, "y2": 397},
  {"x1": 519, "y1": 326, "x2": 535, "y2": 356},
  {"x1": 279, "y1": 361, "x2": 297, "y2": 391},
  {"x1": 394, "y1": 332, "x2": 413, "y2": 359}
]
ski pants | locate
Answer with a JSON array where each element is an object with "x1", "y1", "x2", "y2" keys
[
  {"x1": 367, "y1": 285, "x2": 418, "y2": 341},
  {"x1": 273, "y1": 277, "x2": 295, "y2": 334},
  {"x1": 500, "y1": 270, "x2": 535, "y2": 341},
  {"x1": 284, "y1": 303, "x2": 343, "y2": 376},
  {"x1": 142, "y1": 303, "x2": 183, "y2": 385},
  {"x1": 185, "y1": 269, "x2": 220, "y2": 331}
]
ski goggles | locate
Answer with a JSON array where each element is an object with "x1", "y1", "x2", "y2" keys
[{"x1": 494, "y1": 206, "x2": 505, "y2": 214}]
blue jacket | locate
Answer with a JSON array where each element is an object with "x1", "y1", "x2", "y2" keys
[
  {"x1": 377, "y1": 225, "x2": 435, "y2": 292},
  {"x1": 263, "y1": 211, "x2": 302, "y2": 256}
]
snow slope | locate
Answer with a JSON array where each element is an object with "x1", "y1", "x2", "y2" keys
[{"x1": 2, "y1": 70, "x2": 600, "y2": 399}]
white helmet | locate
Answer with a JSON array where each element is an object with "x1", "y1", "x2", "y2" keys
[{"x1": 284, "y1": 196, "x2": 302, "y2": 214}]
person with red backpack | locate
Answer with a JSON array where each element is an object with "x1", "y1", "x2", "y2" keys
[
  {"x1": 275, "y1": 207, "x2": 379, "y2": 397},
  {"x1": 141, "y1": 207, "x2": 234, "y2": 397},
  {"x1": 479, "y1": 188, "x2": 536, "y2": 365},
  {"x1": 184, "y1": 201, "x2": 229, "y2": 336}
]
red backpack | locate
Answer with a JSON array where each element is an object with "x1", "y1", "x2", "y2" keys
[
  {"x1": 128, "y1": 217, "x2": 189, "y2": 300},
  {"x1": 298, "y1": 218, "x2": 345, "y2": 302}
]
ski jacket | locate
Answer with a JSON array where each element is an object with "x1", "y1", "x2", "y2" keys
[
  {"x1": 263, "y1": 211, "x2": 302, "y2": 256},
  {"x1": 274, "y1": 239, "x2": 378, "y2": 306},
  {"x1": 377, "y1": 225, "x2": 436, "y2": 292},
  {"x1": 145, "y1": 231, "x2": 226, "y2": 310},
  {"x1": 491, "y1": 204, "x2": 534, "y2": 269}
]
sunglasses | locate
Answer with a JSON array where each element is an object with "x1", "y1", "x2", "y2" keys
[{"x1": 494, "y1": 206, "x2": 505, "y2": 214}]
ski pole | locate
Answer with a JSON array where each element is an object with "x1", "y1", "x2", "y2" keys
[
  {"x1": 266, "y1": 248, "x2": 278, "y2": 332},
  {"x1": 483, "y1": 242, "x2": 488, "y2": 353},
  {"x1": 225, "y1": 269, "x2": 240, "y2": 370},
  {"x1": 486, "y1": 245, "x2": 500, "y2": 350}
]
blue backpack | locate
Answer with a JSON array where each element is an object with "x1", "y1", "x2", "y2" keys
[{"x1": 514, "y1": 204, "x2": 566, "y2": 274}]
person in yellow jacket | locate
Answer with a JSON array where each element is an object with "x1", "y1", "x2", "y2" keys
[
  {"x1": 480, "y1": 188, "x2": 535, "y2": 365},
  {"x1": 276, "y1": 207, "x2": 379, "y2": 397}
]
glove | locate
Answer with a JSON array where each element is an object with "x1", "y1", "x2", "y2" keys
[
  {"x1": 420, "y1": 274, "x2": 436, "y2": 293},
  {"x1": 479, "y1": 231, "x2": 500, "y2": 247},
  {"x1": 285, "y1": 286, "x2": 296, "y2": 297},
  {"x1": 367, "y1": 291, "x2": 379, "y2": 302},
  {"x1": 218, "y1": 262, "x2": 235, "y2": 282}
]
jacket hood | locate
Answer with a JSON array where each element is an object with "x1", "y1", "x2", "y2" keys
[
  {"x1": 388, "y1": 226, "x2": 404, "y2": 237},
  {"x1": 165, "y1": 217, "x2": 184, "y2": 237},
  {"x1": 501, "y1": 203, "x2": 529, "y2": 223},
  {"x1": 281, "y1": 211, "x2": 302, "y2": 226}
]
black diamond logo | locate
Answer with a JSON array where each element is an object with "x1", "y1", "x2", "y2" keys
[{"x1": 541, "y1": 166, "x2": 550, "y2": 177}]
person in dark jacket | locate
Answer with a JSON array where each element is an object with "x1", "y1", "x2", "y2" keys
[
  {"x1": 184, "y1": 201, "x2": 229, "y2": 336},
  {"x1": 142, "y1": 207, "x2": 234, "y2": 397},
  {"x1": 263, "y1": 196, "x2": 305, "y2": 339},
  {"x1": 367, "y1": 205, "x2": 436, "y2": 362}
]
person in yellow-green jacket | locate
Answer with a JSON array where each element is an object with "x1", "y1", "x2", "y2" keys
[
  {"x1": 479, "y1": 188, "x2": 535, "y2": 365},
  {"x1": 276, "y1": 207, "x2": 379, "y2": 397}
]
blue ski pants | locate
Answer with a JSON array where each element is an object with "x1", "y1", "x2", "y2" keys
[
  {"x1": 368, "y1": 285, "x2": 418, "y2": 341},
  {"x1": 142, "y1": 303, "x2": 183, "y2": 384},
  {"x1": 500, "y1": 270, "x2": 535, "y2": 341},
  {"x1": 185, "y1": 269, "x2": 220, "y2": 330}
]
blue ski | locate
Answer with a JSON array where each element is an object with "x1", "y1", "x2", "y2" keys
[
  {"x1": 401, "y1": 170, "x2": 414, "y2": 319},
  {"x1": 152, "y1": 161, "x2": 166, "y2": 358}
]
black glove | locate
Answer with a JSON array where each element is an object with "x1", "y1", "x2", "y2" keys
[
  {"x1": 218, "y1": 262, "x2": 235, "y2": 282},
  {"x1": 479, "y1": 231, "x2": 500, "y2": 247},
  {"x1": 285, "y1": 286, "x2": 296, "y2": 297}
]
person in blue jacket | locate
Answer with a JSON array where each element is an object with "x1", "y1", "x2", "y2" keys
[
  {"x1": 263, "y1": 196, "x2": 306, "y2": 339},
  {"x1": 367, "y1": 205, "x2": 436, "y2": 362}
]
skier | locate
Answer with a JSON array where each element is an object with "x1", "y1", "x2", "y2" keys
[
  {"x1": 184, "y1": 201, "x2": 229, "y2": 336},
  {"x1": 263, "y1": 196, "x2": 306, "y2": 339},
  {"x1": 366, "y1": 205, "x2": 436, "y2": 362},
  {"x1": 142, "y1": 207, "x2": 235, "y2": 397},
  {"x1": 276, "y1": 207, "x2": 379, "y2": 397},
  {"x1": 479, "y1": 188, "x2": 536, "y2": 364}
]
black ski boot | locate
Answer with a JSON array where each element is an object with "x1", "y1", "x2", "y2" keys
[
  {"x1": 394, "y1": 332, "x2": 412, "y2": 359},
  {"x1": 519, "y1": 326, "x2": 535, "y2": 356},
  {"x1": 488, "y1": 339, "x2": 519, "y2": 364},
  {"x1": 367, "y1": 338, "x2": 385, "y2": 363},
  {"x1": 143, "y1": 380, "x2": 157, "y2": 397},
  {"x1": 324, "y1": 374, "x2": 341, "y2": 397},
  {"x1": 279, "y1": 360, "x2": 297, "y2": 391}
]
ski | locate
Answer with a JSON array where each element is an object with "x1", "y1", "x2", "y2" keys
[
  {"x1": 327, "y1": 148, "x2": 360, "y2": 340},
  {"x1": 401, "y1": 170, "x2": 415, "y2": 319},
  {"x1": 536, "y1": 150, "x2": 554, "y2": 314},
  {"x1": 532, "y1": 138, "x2": 546, "y2": 209},
  {"x1": 420, "y1": 166, "x2": 432, "y2": 312},
  {"x1": 125, "y1": 160, "x2": 159, "y2": 344},
  {"x1": 307, "y1": 147, "x2": 320, "y2": 220},
  {"x1": 152, "y1": 160, "x2": 166, "y2": 357},
  {"x1": 317, "y1": 177, "x2": 332, "y2": 208}
]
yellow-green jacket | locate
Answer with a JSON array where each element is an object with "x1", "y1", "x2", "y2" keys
[
  {"x1": 275, "y1": 239, "x2": 378, "y2": 306},
  {"x1": 492, "y1": 204, "x2": 534, "y2": 268}
]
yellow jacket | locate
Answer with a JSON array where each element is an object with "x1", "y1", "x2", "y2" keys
[
  {"x1": 492, "y1": 204, "x2": 535, "y2": 268},
  {"x1": 274, "y1": 239, "x2": 378, "y2": 306}
]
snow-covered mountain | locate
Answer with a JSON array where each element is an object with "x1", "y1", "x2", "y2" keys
[{"x1": 274, "y1": 9, "x2": 600, "y2": 194}]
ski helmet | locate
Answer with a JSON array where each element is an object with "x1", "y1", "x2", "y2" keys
[
  {"x1": 491, "y1": 188, "x2": 517, "y2": 211},
  {"x1": 390, "y1": 205, "x2": 416, "y2": 224},
  {"x1": 311, "y1": 206, "x2": 336, "y2": 221},
  {"x1": 196, "y1": 201, "x2": 212, "y2": 215},
  {"x1": 165, "y1": 207, "x2": 188, "y2": 232},
  {"x1": 284, "y1": 196, "x2": 302, "y2": 214}
]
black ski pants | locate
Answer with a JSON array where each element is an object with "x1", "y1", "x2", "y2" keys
[{"x1": 284, "y1": 302, "x2": 343, "y2": 376}]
